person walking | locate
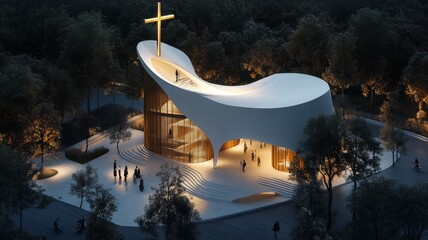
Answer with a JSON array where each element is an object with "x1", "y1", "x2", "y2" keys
[
  {"x1": 257, "y1": 156, "x2": 261, "y2": 167},
  {"x1": 251, "y1": 150, "x2": 255, "y2": 161},
  {"x1": 272, "y1": 220, "x2": 280, "y2": 239},
  {"x1": 113, "y1": 160, "x2": 117, "y2": 179},
  {"x1": 175, "y1": 70, "x2": 179, "y2": 82},
  {"x1": 242, "y1": 160, "x2": 246, "y2": 172},
  {"x1": 124, "y1": 166, "x2": 128, "y2": 182},
  {"x1": 77, "y1": 216, "x2": 85, "y2": 234},
  {"x1": 118, "y1": 166, "x2": 122, "y2": 180}
]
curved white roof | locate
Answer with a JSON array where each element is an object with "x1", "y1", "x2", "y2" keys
[
  {"x1": 137, "y1": 41, "x2": 330, "y2": 109},
  {"x1": 137, "y1": 40, "x2": 334, "y2": 167}
]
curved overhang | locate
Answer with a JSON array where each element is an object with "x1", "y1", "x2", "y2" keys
[{"x1": 137, "y1": 40, "x2": 335, "y2": 167}]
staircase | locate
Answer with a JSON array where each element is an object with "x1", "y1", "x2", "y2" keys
[{"x1": 255, "y1": 177, "x2": 297, "y2": 199}]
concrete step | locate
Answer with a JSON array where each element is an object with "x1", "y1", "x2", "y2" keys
[{"x1": 255, "y1": 177, "x2": 297, "y2": 198}]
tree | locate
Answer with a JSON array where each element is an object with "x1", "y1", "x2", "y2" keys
[
  {"x1": 108, "y1": 122, "x2": 132, "y2": 155},
  {"x1": 287, "y1": 15, "x2": 330, "y2": 76},
  {"x1": 322, "y1": 32, "x2": 358, "y2": 115},
  {"x1": 58, "y1": 12, "x2": 118, "y2": 154},
  {"x1": 379, "y1": 92, "x2": 406, "y2": 166},
  {"x1": 349, "y1": 8, "x2": 394, "y2": 110},
  {"x1": 394, "y1": 183, "x2": 428, "y2": 240},
  {"x1": 291, "y1": 207, "x2": 333, "y2": 240},
  {"x1": 135, "y1": 163, "x2": 200, "y2": 240},
  {"x1": 290, "y1": 178, "x2": 330, "y2": 240},
  {"x1": 346, "y1": 177, "x2": 428, "y2": 240},
  {"x1": 0, "y1": 144, "x2": 47, "y2": 239},
  {"x1": 346, "y1": 176, "x2": 399, "y2": 240},
  {"x1": 44, "y1": 65, "x2": 79, "y2": 123},
  {"x1": 23, "y1": 102, "x2": 61, "y2": 170},
  {"x1": 403, "y1": 51, "x2": 428, "y2": 121},
  {"x1": 86, "y1": 184, "x2": 122, "y2": 240},
  {"x1": 290, "y1": 114, "x2": 347, "y2": 231},
  {"x1": 69, "y1": 164, "x2": 98, "y2": 208},
  {"x1": 343, "y1": 117, "x2": 381, "y2": 219},
  {"x1": 241, "y1": 37, "x2": 280, "y2": 80},
  {"x1": 0, "y1": 60, "x2": 45, "y2": 150}
]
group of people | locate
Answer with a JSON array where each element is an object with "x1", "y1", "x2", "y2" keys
[
  {"x1": 113, "y1": 160, "x2": 129, "y2": 182},
  {"x1": 240, "y1": 141, "x2": 263, "y2": 172},
  {"x1": 134, "y1": 165, "x2": 142, "y2": 179},
  {"x1": 53, "y1": 216, "x2": 85, "y2": 234}
]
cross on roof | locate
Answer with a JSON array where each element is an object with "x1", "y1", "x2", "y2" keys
[{"x1": 144, "y1": 1, "x2": 174, "y2": 57}]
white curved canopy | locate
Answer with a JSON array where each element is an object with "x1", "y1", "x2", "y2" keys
[{"x1": 137, "y1": 40, "x2": 334, "y2": 167}]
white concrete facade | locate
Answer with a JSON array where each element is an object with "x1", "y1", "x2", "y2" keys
[{"x1": 137, "y1": 40, "x2": 334, "y2": 167}]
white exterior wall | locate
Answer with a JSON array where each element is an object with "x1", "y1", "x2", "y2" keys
[{"x1": 137, "y1": 40, "x2": 334, "y2": 168}]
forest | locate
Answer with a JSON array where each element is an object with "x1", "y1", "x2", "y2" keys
[{"x1": 0, "y1": 0, "x2": 427, "y2": 168}]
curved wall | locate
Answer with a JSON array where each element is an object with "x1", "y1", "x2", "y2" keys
[{"x1": 137, "y1": 40, "x2": 335, "y2": 168}]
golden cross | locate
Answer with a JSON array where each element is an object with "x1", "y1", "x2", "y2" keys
[{"x1": 144, "y1": 1, "x2": 174, "y2": 57}]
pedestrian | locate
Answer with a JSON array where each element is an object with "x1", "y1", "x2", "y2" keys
[
  {"x1": 258, "y1": 156, "x2": 261, "y2": 167},
  {"x1": 137, "y1": 167, "x2": 141, "y2": 178},
  {"x1": 244, "y1": 141, "x2": 247, "y2": 153},
  {"x1": 272, "y1": 220, "x2": 280, "y2": 239},
  {"x1": 251, "y1": 151, "x2": 255, "y2": 161},
  {"x1": 113, "y1": 159, "x2": 116, "y2": 170},
  {"x1": 175, "y1": 70, "x2": 179, "y2": 82},
  {"x1": 242, "y1": 160, "x2": 246, "y2": 172},
  {"x1": 134, "y1": 166, "x2": 138, "y2": 177},
  {"x1": 77, "y1": 216, "x2": 85, "y2": 234},
  {"x1": 118, "y1": 166, "x2": 122, "y2": 180},
  {"x1": 53, "y1": 217, "x2": 62, "y2": 232},
  {"x1": 124, "y1": 166, "x2": 128, "y2": 182},
  {"x1": 113, "y1": 168, "x2": 117, "y2": 179}
]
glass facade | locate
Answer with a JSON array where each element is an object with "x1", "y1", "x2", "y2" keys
[
  {"x1": 271, "y1": 146, "x2": 303, "y2": 171},
  {"x1": 144, "y1": 72, "x2": 214, "y2": 163}
]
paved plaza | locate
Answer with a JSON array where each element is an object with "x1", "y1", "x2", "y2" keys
[{"x1": 37, "y1": 123, "x2": 393, "y2": 227}]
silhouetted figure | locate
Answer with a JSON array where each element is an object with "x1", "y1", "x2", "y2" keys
[
  {"x1": 124, "y1": 166, "x2": 128, "y2": 182},
  {"x1": 113, "y1": 168, "x2": 117, "y2": 179},
  {"x1": 242, "y1": 160, "x2": 246, "y2": 172},
  {"x1": 272, "y1": 220, "x2": 280, "y2": 239},
  {"x1": 76, "y1": 216, "x2": 85, "y2": 234},
  {"x1": 175, "y1": 70, "x2": 179, "y2": 82},
  {"x1": 118, "y1": 166, "x2": 122, "y2": 180},
  {"x1": 258, "y1": 157, "x2": 261, "y2": 167},
  {"x1": 251, "y1": 151, "x2": 255, "y2": 161},
  {"x1": 53, "y1": 217, "x2": 62, "y2": 233},
  {"x1": 113, "y1": 160, "x2": 116, "y2": 170},
  {"x1": 244, "y1": 141, "x2": 247, "y2": 153}
]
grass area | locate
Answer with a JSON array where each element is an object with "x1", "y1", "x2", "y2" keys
[
  {"x1": 33, "y1": 168, "x2": 58, "y2": 180},
  {"x1": 65, "y1": 147, "x2": 109, "y2": 164}
]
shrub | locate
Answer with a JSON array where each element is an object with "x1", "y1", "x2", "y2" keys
[{"x1": 65, "y1": 147, "x2": 109, "y2": 164}]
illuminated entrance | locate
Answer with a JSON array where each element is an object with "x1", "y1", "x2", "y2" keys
[
  {"x1": 144, "y1": 73, "x2": 240, "y2": 163},
  {"x1": 271, "y1": 146, "x2": 303, "y2": 171}
]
